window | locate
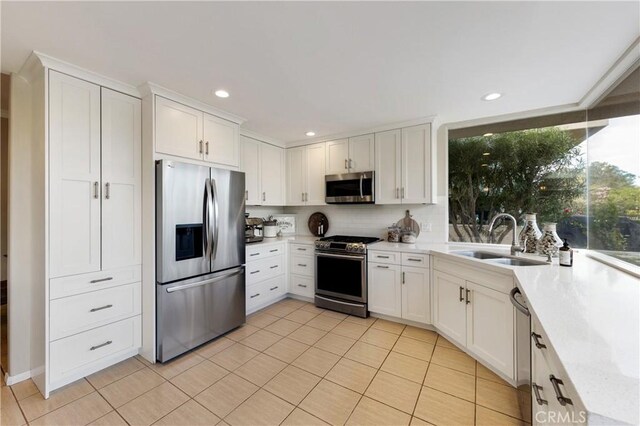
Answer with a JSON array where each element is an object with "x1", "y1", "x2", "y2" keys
[{"x1": 448, "y1": 67, "x2": 639, "y2": 268}]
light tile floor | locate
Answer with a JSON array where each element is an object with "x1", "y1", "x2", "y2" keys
[{"x1": 0, "y1": 298, "x2": 529, "y2": 425}]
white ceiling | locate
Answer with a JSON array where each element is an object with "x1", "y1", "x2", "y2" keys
[{"x1": 2, "y1": 1, "x2": 639, "y2": 143}]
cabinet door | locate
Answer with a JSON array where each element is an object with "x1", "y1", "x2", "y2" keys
[
  {"x1": 305, "y1": 143, "x2": 326, "y2": 205},
  {"x1": 349, "y1": 134, "x2": 375, "y2": 172},
  {"x1": 155, "y1": 96, "x2": 203, "y2": 160},
  {"x1": 401, "y1": 266, "x2": 430, "y2": 324},
  {"x1": 368, "y1": 263, "x2": 402, "y2": 317},
  {"x1": 466, "y1": 281, "x2": 515, "y2": 379},
  {"x1": 240, "y1": 136, "x2": 261, "y2": 205},
  {"x1": 401, "y1": 124, "x2": 432, "y2": 204},
  {"x1": 203, "y1": 113, "x2": 239, "y2": 167},
  {"x1": 286, "y1": 147, "x2": 305, "y2": 205},
  {"x1": 374, "y1": 130, "x2": 402, "y2": 204},
  {"x1": 261, "y1": 144, "x2": 285, "y2": 205},
  {"x1": 325, "y1": 139, "x2": 349, "y2": 175},
  {"x1": 432, "y1": 270, "x2": 466, "y2": 346},
  {"x1": 49, "y1": 71, "x2": 102, "y2": 278},
  {"x1": 101, "y1": 88, "x2": 142, "y2": 270}
]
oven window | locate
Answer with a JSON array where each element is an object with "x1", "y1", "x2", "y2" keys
[
  {"x1": 326, "y1": 179, "x2": 372, "y2": 198},
  {"x1": 175, "y1": 224, "x2": 204, "y2": 261},
  {"x1": 316, "y1": 255, "x2": 363, "y2": 299}
]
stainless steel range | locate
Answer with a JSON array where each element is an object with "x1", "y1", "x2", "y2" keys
[{"x1": 314, "y1": 235, "x2": 381, "y2": 318}]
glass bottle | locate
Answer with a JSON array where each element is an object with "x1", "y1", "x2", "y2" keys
[
  {"x1": 519, "y1": 213, "x2": 542, "y2": 253},
  {"x1": 537, "y1": 223, "x2": 563, "y2": 257}
]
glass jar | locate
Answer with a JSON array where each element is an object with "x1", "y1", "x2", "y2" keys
[
  {"x1": 387, "y1": 225, "x2": 401, "y2": 242},
  {"x1": 519, "y1": 213, "x2": 542, "y2": 253},
  {"x1": 537, "y1": 223, "x2": 563, "y2": 257}
]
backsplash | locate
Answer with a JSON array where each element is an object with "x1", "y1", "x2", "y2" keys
[{"x1": 283, "y1": 197, "x2": 447, "y2": 242}]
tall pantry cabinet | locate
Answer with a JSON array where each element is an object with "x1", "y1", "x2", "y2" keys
[{"x1": 14, "y1": 55, "x2": 142, "y2": 398}]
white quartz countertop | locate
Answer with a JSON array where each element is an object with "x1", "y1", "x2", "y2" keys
[{"x1": 245, "y1": 235, "x2": 317, "y2": 248}]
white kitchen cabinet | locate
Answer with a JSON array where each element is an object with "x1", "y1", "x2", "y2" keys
[
  {"x1": 101, "y1": 88, "x2": 142, "y2": 270},
  {"x1": 240, "y1": 136, "x2": 285, "y2": 206},
  {"x1": 286, "y1": 143, "x2": 325, "y2": 205},
  {"x1": 155, "y1": 96, "x2": 239, "y2": 167},
  {"x1": 368, "y1": 250, "x2": 430, "y2": 323},
  {"x1": 49, "y1": 71, "x2": 102, "y2": 278},
  {"x1": 246, "y1": 242, "x2": 287, "y2": 314},
  {"x1": 203, "y1": 112, "x2": 239, "y2": 167},
  {"x1": 375, "y1": 124, "x2": 433, "y2": 205},
  {"x1": 155, "y1": 96, "x2": 203, "y2": 160},
  {"x1": 368, "y1": 263, "x2": 402, "y2": 317},
  {"x1": 288, "y1": 242, "x2": 315, "y2": 299},
  {"x1": 325, "y1": 134, "x2": 374, "y2": 174},
  {"x1": 432, "y1": 270, "x2": 467, "y2": 344},
  {"x1": 465, "y1": 281, "x2": 514, "y2": 377}
]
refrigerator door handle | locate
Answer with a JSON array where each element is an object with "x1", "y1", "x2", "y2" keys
[
  {"x1": 203, "y1": 178, "x2": 213, "y2": 259},
  {"x1": 165, "y1": 267, "x2": 245, "y2": 293},
  {"x1": 210, "y1": 178, "x2": 220, "y2": 260}
]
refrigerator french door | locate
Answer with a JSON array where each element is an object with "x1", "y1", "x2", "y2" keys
[{"x1": 156, "y1": 160, "x2": 246, "y2": 362}]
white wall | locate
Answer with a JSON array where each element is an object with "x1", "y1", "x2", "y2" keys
[{"x1": 245, "y1": 206, "x2": 284, "y2": 220}]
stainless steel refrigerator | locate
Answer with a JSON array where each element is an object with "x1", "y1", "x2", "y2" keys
[{"x1": 156, "y1": 160, "x2": 246, "y2": 362}]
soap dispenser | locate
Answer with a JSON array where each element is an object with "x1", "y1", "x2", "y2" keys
[{"x1": 559, "y1": 239, "x2": 573, "y2": 267}]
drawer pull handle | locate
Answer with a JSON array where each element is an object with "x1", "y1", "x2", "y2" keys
[
  {"x1": 465, "y1": 289, "x2": 471, "y2": 304},
  {"x1": 250, "y1": 253, "x2": 260, "y2": 257},
  {"x1": 270, "y1": 286, "x2": 278, "y2": 291},
  {"x1": 297, "y1": 248, "x2": 307, "y2": 251},
  {"x1": 90, "y1": 304, "x2": 113, "y2": 313},
  {"x1": 377, "y1": 255, "x2": 389, "y2": 259},
  {"x1": 270, "y1": 265, "x2": 279, "y2": 269},
  {"x1": 269, "y1": 249, "x2": 278, "y2": 253},
  {"x1": 532, "y1": 332, "x2": 546, "y2": 349},
  {"x1": 90, "y1": 340, "x2": 113, "y2": 351},
  {"x1": 407, "y1": 258, "x2": 422, "y2": 262},
  {"x1": 297, "y1": 263, "x2": 307, "y2": 267},
  {"x1": 549, "y1": 375, "x2": 572, "y2": 406},
  {"x1": 298, "y1": 284, "x2": 308, "y2": 288},
  {"x1": 250, "y1": 270, "x2": 260, "y2": 275},
  {"x1": 459, "y1": 286, "x2": 464, "y2": 302},
  {"x1": 250, "y1": 293, "x2": 260, "y2": 299},
  {"x1": 377, "y1": 265, "x2": 389, "y2": 269},
  {"x1": 532, "y1": 383, "x2": 548, "y2": 406},
  {"x1": 90, "y1": 277, "x2": 113, "y2": 284}
]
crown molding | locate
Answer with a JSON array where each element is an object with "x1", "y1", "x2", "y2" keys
[
  {"x1": 239, "y1": 128, "x2": 286, "y2": 148},
  {"x1": 139, "y1": 82, "x2": 247, "y2": 125},
  {"x1": 286, "y1": 115, "x2": 437, "y2": 148}
]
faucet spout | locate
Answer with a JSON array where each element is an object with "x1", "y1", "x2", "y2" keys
[{"x1": 487, "y1": 213, "x2": 523, "y2": 256}]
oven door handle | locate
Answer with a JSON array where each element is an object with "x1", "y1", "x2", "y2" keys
[
  {"x1": 315, "y1": 252, "x2": 365, "y2": 261},
  {"x1": 315, "y1": 294, "x2": 365, "y2": 308}
]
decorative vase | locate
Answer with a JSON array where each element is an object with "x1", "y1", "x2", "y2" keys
[
  {"x1": 519, "y1": 213, "x2": 542, "y2": 253},
  {"x1": 537, "y1": 223, "x2": 563, "y2": 257}
]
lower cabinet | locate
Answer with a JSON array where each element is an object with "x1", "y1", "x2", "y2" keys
[
  {"x1": 246, "y1": 242, "x2": 286, "y2": 314},
  {"x1": 432, "y1": 257, "x2": 515, "y2": 381},
  {"x1": 368, "y1": 250, "x2": 430, "y2": 324},
  {"x1": 288, "y1": 243, "x2": 315, "y2": 299}
]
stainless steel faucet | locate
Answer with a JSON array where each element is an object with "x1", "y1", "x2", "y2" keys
[{"x1": 488, "y1": 213, "x2": 523, "y2": 256}]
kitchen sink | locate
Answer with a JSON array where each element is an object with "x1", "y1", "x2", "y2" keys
[
  {"x1": 452, "y1": 250, "x2": 505, "y2": 260},
  {"x1": 486, "y1": 258, "x2": 548, "y2": 266}
]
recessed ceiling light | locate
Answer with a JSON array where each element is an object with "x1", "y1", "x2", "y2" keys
[
  {"x1": 214, "y1": 89, "x2": 229, "y2": 98},
  {"x1": 482, "y1": 93, "x2": 502, "y2": 101},
  {"x1": 305, "y1": 131, "x2": 316, "y2": 137},
  {"x1": 483, "y1": 133, "x2": 494, "y2": 137}
]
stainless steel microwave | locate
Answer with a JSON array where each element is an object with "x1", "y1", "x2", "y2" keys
[{"x1": 325, "y1": 171, "x2": 374, "y2": 204}]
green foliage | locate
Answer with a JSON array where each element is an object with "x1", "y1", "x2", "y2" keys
[{"x1": 449, "y1": 128, "x2": 585, "y2": 243}]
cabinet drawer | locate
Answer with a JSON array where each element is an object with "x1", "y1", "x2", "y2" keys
[
  {"x1": 289, "y1": 275, "x2": 314, "y2": 298},
  {"x1": 50, "y1": 316, "x2": 141, "y2": 386},
  {"x1": 246, "y1": 244, "x2": 284, "y2": 261},
  {"x1": 50, "y1": 265, "x2": 141, "y2": 300},
  {"x1": 290, "y1": 255, "x2": 314, "y2": 277},
  {"x1": 368, "y1": 251, "x2": 400, "y2": 265},
  {"x1": 246, "y1": 276, "x2": 285, "y2": 311},
  {"x1": 401, "y1": 253, "x2": 429, "y2": 268},
  {"x1": 246, "y1": 256, "x2": 284, "y2": 285},
  {"x1": 50, "y1": 283, "x2": 141, "y2": 341},
  {"x1": 290, "y1": 244, "x2": 313, "y2": 255}
]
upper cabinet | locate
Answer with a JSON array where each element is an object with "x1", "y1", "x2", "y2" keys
[
  {"x1": 325, "y1": 134, "x2": 375, "y2": 175},
  {"x1": 155, "y1": 96, "x2": 239, "y2": 168},
  {"x1": 240, "y1": 136, "x2": 285, "y2": 206},
  {"x1": 49, "y1": 71, "x2": 141, "y2": 278},
  {"x1": 375, "y1": 124, "x2": 434, "y2": 204},
  {"x1": 286, "y1": 143, "x2": 326, "y2": 206}
]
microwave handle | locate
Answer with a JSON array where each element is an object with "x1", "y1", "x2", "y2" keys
[{"x1": 359, "y1": 174, "x2": 364, "y2": 198}]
